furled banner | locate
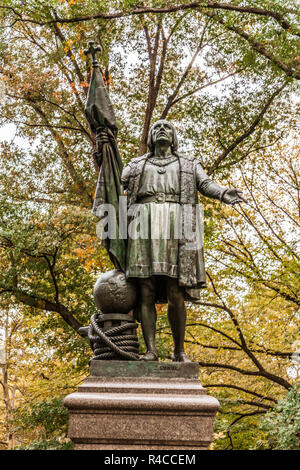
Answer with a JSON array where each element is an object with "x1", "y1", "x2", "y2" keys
[{"x1": 85, "y1": 43, "x2": 126, "y2": 272}]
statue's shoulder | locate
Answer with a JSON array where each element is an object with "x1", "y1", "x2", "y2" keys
[
  {"x1": 177, "y1": 152, "x2": 196, "y2": 162},
  {"x1": 122, "y1": 153, "x2": 150, "y2": 183},
  {"x1": 128, "y1": 152, "x2": 150, "y2": 166},
  {"x1": 177, "y1": 152, "x2": 199, "y2": 171}
]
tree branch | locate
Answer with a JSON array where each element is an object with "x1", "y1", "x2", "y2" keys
[
  {"x1": 27, "y1": 100, "x2": 93, "y2": 205},
  {"x1": 2, "y1": 286, "x2": 82, "y2": 333},
  {"x1": 6, "y1": 3, "x2": 298, "y2": 36},
  {"x1": 198, "y1": 360, "x2": 291, "y2": 389},
  {"x1": 207, "y1": 81, "x2": 288, "y2": 174},
  {"x1": 139, "y1": 21, "x2": 163, "y2": 154},
  {"x1": 205, "y1": 383, "x2": 277, "y2": 403},
  {"x1": 160, "y1": 18, "x2": 210, "y2": 119},
  {"x1": 204, "y1": 11, "x2": 300, "y2": 79},
  {"x1": 164, "y1": 69, "x2": 239, "y2": 111},
  {"x1": 183, "y1": 335, "x2": 293, "y2": 358},
  {"x1": 52, "y1": 17, "x2": 86, "y2": 94}
]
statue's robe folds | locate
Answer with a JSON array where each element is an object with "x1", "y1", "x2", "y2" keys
[{"x1": 121, "y1": 152, "x2": 227, "y2": 304}]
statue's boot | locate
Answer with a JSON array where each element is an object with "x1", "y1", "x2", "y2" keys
[
  {"x1": 140, "y1": 350, "x2": 158, "y2": 361},
  {"x1": 172, "y1": 352, "x2": 192, "y2": 363}
]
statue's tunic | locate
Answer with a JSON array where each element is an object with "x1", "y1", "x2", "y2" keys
[
  {"x1": 126, "y1": 156, "x2": 181, "y2": 279},
  {"x1": 121, "y1": 152, "x2": 227, "y2": 301}
]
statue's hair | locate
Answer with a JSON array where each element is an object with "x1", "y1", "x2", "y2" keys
[{"x1": 147, "y1": 120, "x2": 178, "y2": 153}]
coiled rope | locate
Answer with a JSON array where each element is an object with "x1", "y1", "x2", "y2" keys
[{"x1": 88, "y1": 313, "x2": 139, "y2": 361}]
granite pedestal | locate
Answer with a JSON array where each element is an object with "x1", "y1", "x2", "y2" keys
[{"x1": 63, "y1": 360, "x2": 220, "y2": 450}]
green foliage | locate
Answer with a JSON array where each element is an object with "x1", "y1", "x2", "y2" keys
[
  {"x1": 258, "y1": 384, "x2": 300, "y2": 450},
  {"x1": 12, "y1": 397, "x2": 74, "y2": 449},
  {"x1": 16, "y1": 439, "x2": 74, "y2": 450},
  {"x1": 14, "y1": 398, "x2": 69, "y2": 439}
]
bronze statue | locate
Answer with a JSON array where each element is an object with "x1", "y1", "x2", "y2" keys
[
  {"x1": 121, "y1": 120, "x2": 246, "y2": 362},
  {"x1": 84, "y1": 42, "x2": 246, "y2": 362}
]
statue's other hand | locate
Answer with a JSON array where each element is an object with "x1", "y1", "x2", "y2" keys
[{"x1": 222, "y1": 188, "x2": 248, "y2": 205}]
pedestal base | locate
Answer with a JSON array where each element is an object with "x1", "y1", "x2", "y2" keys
[{"x1": 64, "y1": 361, "x2": 220, "y2": 450}]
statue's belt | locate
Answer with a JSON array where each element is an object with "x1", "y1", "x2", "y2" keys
[{"x1": 137, "y1": 193, "x2": 180, "y2": 204}]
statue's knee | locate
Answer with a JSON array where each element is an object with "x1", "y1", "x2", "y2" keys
[
  {"x1": 167, "y1": 285, "x2": 184, "y2": 305},
  {"x1": 139, "y1": 279, "x2": 156, "y2": 305}
]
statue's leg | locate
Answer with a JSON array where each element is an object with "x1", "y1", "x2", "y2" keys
[
  {"x1": 138, "y1": 277, "x2": 158, "y2": 361},
  {"x1": 166, "y1": 277, "x2": 191, "y2": 363}
]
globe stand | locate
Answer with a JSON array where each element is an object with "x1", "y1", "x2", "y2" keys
[
  {"x1": 84, "y1": 311, "x2": 139, "y2": 361},
  {"x1": 79, "y1": 269, "x2": 140, "y2": 361}
]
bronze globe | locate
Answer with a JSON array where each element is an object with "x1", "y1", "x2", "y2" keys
[{"x1": 93, "y1": 269, "x2": 138, "y2": 314}]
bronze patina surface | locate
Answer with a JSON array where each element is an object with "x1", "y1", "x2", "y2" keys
[
  {"x1": 84, "y1": 43, "x2": 247, "y2": 362},
  {"x1": 90, "y1": 359, "x2": 200, "y2": 379}
]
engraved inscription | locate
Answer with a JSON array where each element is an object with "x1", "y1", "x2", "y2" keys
[{"x1": 155, "y1": 365, "x2": 179, "y2": 371}]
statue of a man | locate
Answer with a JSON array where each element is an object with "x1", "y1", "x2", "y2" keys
[{"x1": 121, "y1": 120, "x2": 246, "y2": 362}]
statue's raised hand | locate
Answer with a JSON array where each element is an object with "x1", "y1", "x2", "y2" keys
[{"x1": 222, "y1": 188, "x2": 248, "y2": 205}]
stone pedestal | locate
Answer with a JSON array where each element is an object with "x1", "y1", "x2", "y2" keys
[{"x1": 63, "y1": 360, "x2": 220, "y2": 450}]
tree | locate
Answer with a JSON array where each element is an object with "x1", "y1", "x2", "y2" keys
[
  {"x1": 0, "y1": 307, "x2": 19, "y2": 449},
  {"x1": 0, "y1": 0, "x2": 299, "y2": 449},
  {"x1": 0, "y1": 303, "x2": 88, "y2": 448}
]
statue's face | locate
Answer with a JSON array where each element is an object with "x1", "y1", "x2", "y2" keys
[{"x1": 151, "y1": 120, "x2": 174, "y2": 147}]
